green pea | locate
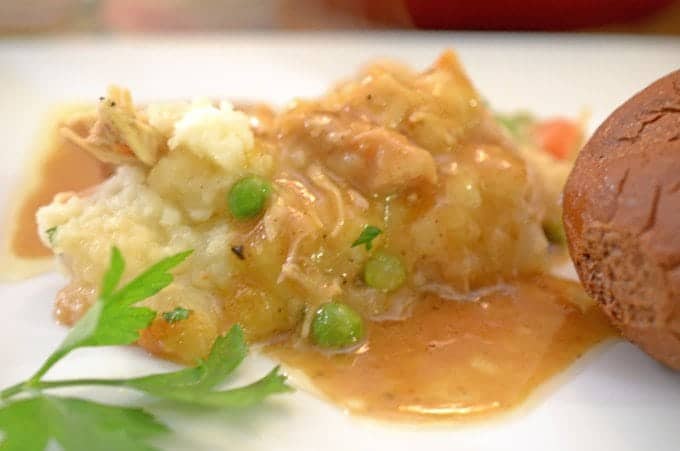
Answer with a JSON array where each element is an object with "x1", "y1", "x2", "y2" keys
[
  {"x1": 543, "y1": 219, "x2": 566, "y2": 245},
  {"x1": 228, "y1": 176, "x2": 271, "y2": 219},
  {"x1": 311, "y1": 302, "x2": 365, "y2": 349},
  {"x1": 363, "y1": 251, "x2": 406, "y2": 291}
]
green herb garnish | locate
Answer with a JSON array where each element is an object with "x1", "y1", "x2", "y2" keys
[
  {"x1": 45, "y1": 227, "x2": 58, "y2": 246},
  {"x1": 495, "y1": 111, "x2": 534, "y2": 140},
  {"x1": 351, "y1": 225, "x2": 382, "y2": 251},
  {"x1": 162, "y1": 307, "x2": 192, "y2": 324},
  {"x1": 0, "y1": 247, "x2": 292, "y2": 451},
  {"x1": 0, "y1": 396, "x2": 167, "y2": 451}
]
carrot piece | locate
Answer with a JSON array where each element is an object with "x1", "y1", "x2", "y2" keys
[{"x1": 533, "y1": 118, "x2": 581, "y2": 160}]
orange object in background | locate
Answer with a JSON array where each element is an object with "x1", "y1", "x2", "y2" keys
[
  {"x1": 534, "y1": 119, "x2": 582, "y2": 160},
  {"x1": 406, "y1": 0, "x2": 676, "y2": 30}
]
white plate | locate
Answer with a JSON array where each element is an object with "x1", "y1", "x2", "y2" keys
[{"x1": 1, "y1": 33, "x2": 680, "y2": 451}]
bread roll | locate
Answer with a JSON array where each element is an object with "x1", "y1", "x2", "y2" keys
[{"x1": 563, "y1": 70, "x2": 680, "y2": 370}]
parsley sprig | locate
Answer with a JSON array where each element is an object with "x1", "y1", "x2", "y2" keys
[
  {"x1": 0, "y1": 247, "x2": 292, "y2": 451},
  {"x1": 162, "y1": 307, "x2": 192, "y2": 323},
  {"x1": 351, "y1": 225, "x2": 382, "y2": 251}
]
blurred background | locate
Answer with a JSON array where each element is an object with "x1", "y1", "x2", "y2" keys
[{"x1": 1, "y1": 0, "x2": 680, "y2": 34}]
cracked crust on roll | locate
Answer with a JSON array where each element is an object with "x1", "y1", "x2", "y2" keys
[{"x1": 563, "y1": 70, "x2": 680, "y2": 370}]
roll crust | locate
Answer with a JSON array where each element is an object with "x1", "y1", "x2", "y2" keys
[{"x1": 563, "y1": 70, "x2": 680, "y2": 370}]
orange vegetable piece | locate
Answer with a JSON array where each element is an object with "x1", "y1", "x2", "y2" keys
[{"x1": 533, "y1": 118, "x2": 581, "y2": 160}]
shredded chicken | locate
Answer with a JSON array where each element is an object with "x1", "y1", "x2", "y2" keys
[
  {"x1": 37, "y1": 51, "x2": 555, "y2": 363},
  {"x1": 307, "y1": 164, "x2": 346, "y2": 238},
  {"x1": 60, "y1": 86, "x2": 164, "y2": 166},
  {"x1": 279, "y1": 110, "x2": 438, "y2": 196}
]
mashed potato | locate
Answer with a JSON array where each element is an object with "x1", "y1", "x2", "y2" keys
[
  {"x1": 150, "y1": 99, "x2": 273, "y2": 222},
  {"x1": 169, "y1": 100, "x2": 254, "y2": 170},
  {"x1": 39, "y1": 51, "x2": 557, "y2": 363},
  {"x1": 38, "y1": 163, "x2": 240, "y2": 291}
]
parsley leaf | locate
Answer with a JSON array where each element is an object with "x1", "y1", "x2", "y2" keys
[
  {"x1": 126, "y1": 325, "x2": 247, "y2": 391},
  {"x1": 123, "y1": 325, "x2": 292, "y2": 407},
  {"x1": 194, "y1": 325, "x2": 247, "y2": 390},
  {"x1": 28, "y1": 247, "x2": 192, "y2": 383},
  {"x1": 351, "y1": 225, "x2": 382, "y2": 251},
  {"x1": 162, "y1": 307, "x2": 191, "y2": 324},
  {"x1": 129, "y1": 366, "x2": 291, "y2": 409},
  {"x1": 58, "y1": 248, "x2": 192, "y2": 352},
  {"x1": 45, "y1": 227, "x2": 58, "y2": 246},
  {"x1": 100, "y1": 246, "x2": 124, "y2": 298},
  {"x1": 0, "y1": 247, "x2": 292, "y2": 451},
  {"x1": 0, "y1": 395, "x2": 168, "y2": 451},
  {"x1": 495, "y1": 111, "x2": 534, "y2": 140},
  {"x1": 104, "y1": 249, "x2": 193, "y2": 309}
]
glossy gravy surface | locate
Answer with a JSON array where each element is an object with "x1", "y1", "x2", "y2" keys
[
  {"x1": 269, "y1": 276, "x2": 615, "y2": 422},
  {"x1": 10, "y1": 109, "x2": 616, "y2": 424}
]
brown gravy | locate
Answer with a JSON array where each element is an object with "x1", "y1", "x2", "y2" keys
[
  {"x1": 10, "y1": 109, "x2": 617, "y2": 424},
  {"x1": 9, "y1": 119, "x2": 112, "y2": 259},
  {"x1": 268, "y1": 276, "x2": 615, "y2": 422}
]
